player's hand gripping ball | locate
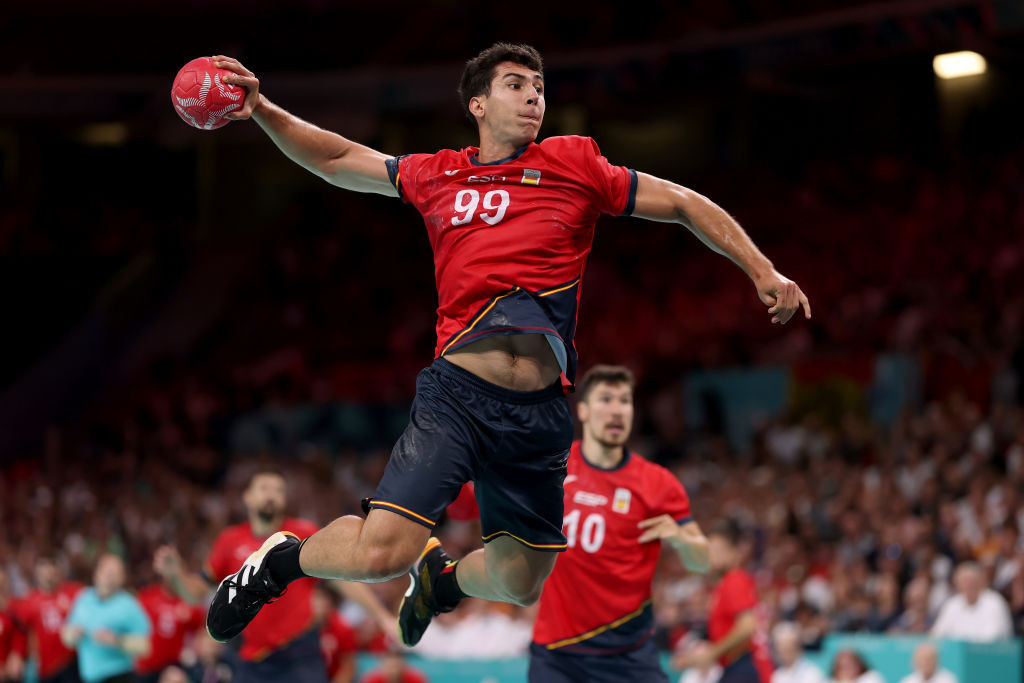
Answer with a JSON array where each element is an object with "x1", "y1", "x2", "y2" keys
[{"x1": 171, "y1": 57, "x2": 245, "y2": 130}]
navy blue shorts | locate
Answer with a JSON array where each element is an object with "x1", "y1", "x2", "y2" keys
[
  {"x1": 719, "y1": 652, "x2": 760, "y2": 683},
  {"x1": 528, "y1": 639, "x2": 669, "y2": 682},
  {"x1": 368, "y1": 357, "x2": 573, "y2": 551},
  {"x1": 231, "y1": 629, "x2": 327, "y2": 683}
]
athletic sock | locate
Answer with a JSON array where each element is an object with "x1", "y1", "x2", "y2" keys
[
  {"x1": 434, "y1": 561, "x2": 467, "y2": 609},
  {"x1": 267, "y1": 537, "x2": 310, "y2": 586}
]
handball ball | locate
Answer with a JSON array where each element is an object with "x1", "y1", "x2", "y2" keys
[{"x1": 171, "y1": 57, "x2": 245, "y2": 130}]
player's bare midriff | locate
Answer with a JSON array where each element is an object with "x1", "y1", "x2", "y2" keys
[{"x1": 445, "y1": 333, "x2": 562, "y2": 392}]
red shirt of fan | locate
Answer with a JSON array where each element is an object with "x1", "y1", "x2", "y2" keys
[
  {"x1": 533, "y1": 441, "x2": 692, "y2": 652},
  {"x1": 361, "y1": 668, "x2": 428, "y2": 683},
  {"x1": 0, "y1": 608, "x2": 18, "y2": 667},
  {"x1": 319, "y1": 612, "x2": 357, "y2": 679},
  {"x1": 134, "y1": 584, "x2": 204, "y2": 674},
  {"x1": 204, "y1": 518, "x2": 320, "y2": 661},
  {"x1": 386, "y1": 136, "x2": 637, "y2": 384},
  {"x1": 708, "y1": 568, "x2": 774, "y2": 682},
  {"x1": 10, "y1": 582, "x2": 82, "y2": 678}
]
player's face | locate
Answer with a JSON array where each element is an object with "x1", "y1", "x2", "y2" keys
[
  {"x1": 243, "y1": 473, "x2": 287, "y2": 523},
  {"x1": 708, "y1": 535, "x2": 738, "y2": 573},
  {"x1": 35, "y1": 560, "x2": 60, "y2": 592},
  {"x1": 476, "y1": 61, "x2": 545, "y2": 146},
  {"x1": 93, "y1": 555, "x2": 125, "y2": 597},
  {"x1": 579, "y1": 381, "x2": 634, "y2": 447}
]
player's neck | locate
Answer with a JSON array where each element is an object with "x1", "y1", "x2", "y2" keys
[
  {"x1": 249, "y1": 516, "x2": 282, "y2": 538},
  {"x1": 580, "y1": 435, "x2": 626, "y2": 469},
  {"x1": 476, "y1": 127, "x2": 529, "y2": 163}
]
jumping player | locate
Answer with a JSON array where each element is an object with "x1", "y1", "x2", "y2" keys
[
  {"x1": 675, "y1": 519, "x2": 774, "y2": 683},
  {"x1": 529, "y1": 364, "x2": 709, "y2": 681},
  {"x1": 204, "y1": 43, "x2": 811, "y2": 647}
]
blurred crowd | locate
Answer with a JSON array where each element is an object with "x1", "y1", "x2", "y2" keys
[{"x1": 2, "y1": 73, "x2": 1023, "y2": 683}]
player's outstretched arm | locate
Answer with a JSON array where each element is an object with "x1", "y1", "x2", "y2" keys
[
  {"x1": 632, "y1": 173, "x2": 811, "y2": 325},
  {"x1": 213, "y1": 56, "x2": 397, "y2": 197}
]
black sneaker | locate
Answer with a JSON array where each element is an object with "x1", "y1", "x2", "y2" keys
[
  {"x1": 398, "y1": 537, "x2": 456, "y2": 646},
  {"x1": 206, "y1": 531, "x2": 297, "y2": 642}
]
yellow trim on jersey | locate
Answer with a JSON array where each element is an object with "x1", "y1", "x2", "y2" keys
[
  {"x1": 440, "y1": 287, "x2": 521, "y2": 355},
  {"x1": 543, "y1": 599, "x2": 653, "y2": 650},
  {"x1": 370, "y1": 501, "x2": 436, "y2": 527},
  {"x1": 481, "y1": 529, "x2": 568, "y2": 550},
  {"x1": 537, "y1": 277, "x2": 580, "y2": 298}
]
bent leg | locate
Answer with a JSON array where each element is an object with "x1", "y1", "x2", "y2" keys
[
  {"x1": 452, "y1": 535, "x2": 557, "y2": 606},
  {"x1": 298, "y1": 508, "x2": 430, "y2": 582}
]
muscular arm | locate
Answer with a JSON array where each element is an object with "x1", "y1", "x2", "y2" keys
[
  {"x1": 214, "y1": 56, "x2": 398, "y2": 197},
  {"x1": 632, "y1": 172, "x2": 811, "y2": 324}
]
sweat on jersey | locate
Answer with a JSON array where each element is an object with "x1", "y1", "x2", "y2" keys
[
  {"x1": 532, "y1": 441, "x2": 692, "y2": 653},
  {"x1": 385, "y1": 136, "x2": 637, "y2": 386},
  {"x1": 203, "y1": 518, "x2": 320, "y2": 662}
]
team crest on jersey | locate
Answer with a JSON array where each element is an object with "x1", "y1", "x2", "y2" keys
[
  {"x1": 612, "y1": 487, "x2": 632, "y2": 514},
  {"x1": 521, "y1": 169, "x2": 541, "y2": 185},
  {"x1": 573, "y1": 491, "x2": 608, "y2": 507}
]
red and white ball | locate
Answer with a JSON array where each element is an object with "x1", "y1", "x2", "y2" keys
[{"x1": 170, "y1": 57, "x2": 245, "y2": 130}]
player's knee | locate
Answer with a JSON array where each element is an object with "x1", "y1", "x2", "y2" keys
[
  {"x1": 500, "y1": 574, "x2": 546, "y2": 606},
  {"x1": 358, "y1": 545, "x2": 413, "y2": 581}
]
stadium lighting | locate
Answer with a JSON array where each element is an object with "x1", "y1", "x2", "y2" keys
[{"x1": 933, "y1": 51, "x2": 987, "y2": 79}]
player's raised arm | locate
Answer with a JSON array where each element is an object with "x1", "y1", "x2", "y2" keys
[
  {"x1": 632, "y1": 172, "x2": 811, "y2": 325},
  {"x1": 213, "y1": 56, "x2": 397, "y2": 197}
]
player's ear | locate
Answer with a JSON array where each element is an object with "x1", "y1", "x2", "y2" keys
[
  {"x1": 576, "y1": 399, "x2": 589, "y2": 423},
  {"x1": 469, "y1": 95, "x2": 486, "y2": 121}
]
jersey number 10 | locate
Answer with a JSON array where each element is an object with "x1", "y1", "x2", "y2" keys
[
  {"x1": 563, "y1": 509, "x2": 606, "y2": 553},
  {"x1": 452, "y1": 189, "x2": 510, "y2": 227}
]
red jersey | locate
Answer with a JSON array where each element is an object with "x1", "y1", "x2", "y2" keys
[
  {"x1": 319, "y1": 612, "x2": 357, "y2": 680},
  {"x1": 134, "y1": 584, "x2": 204, "y2": 674},
  {"x1": 0, "y1": 608, "x2": 18, "y2": 669},
  {"x1": 9, "y1": 582, "x2": 81, "y2": 678},
  {"x1": 533, "y1": 441, "x2": 692, "y2": 652},
  {"x1": 707, "y1": 568, "x2": 774, "y2": 682},
  {"x1": 386, "y1": 136, "x2": 636, "y2": 384},
  {"x1": 204, "y1": 518, "x2": 320, "y2": 661}
]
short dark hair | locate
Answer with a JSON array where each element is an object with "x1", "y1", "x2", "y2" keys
[
  {"x1": 245, "y1": 467, "x2": 286, "y2": 491},
  {"x1": 458, "y1": 43, "x2": 543, "y2": 122},
  {"x1": 577, "y1": 364, "x2": 635, "y2": 402},
  {"x1": 708, "y1": 517, "x2": 746, "y2": 547}
]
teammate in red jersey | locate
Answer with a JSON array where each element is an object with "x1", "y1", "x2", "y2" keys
[
  {"x1": 312, "y1": 584, "x2": 358, "y2": 683},
  {"x1": 9, "y1": 558, "x2": 82, "y2": 683},
  {"x1": 133, "y1": 580, "x2": 205, "y2": 682},
  {"x1": 676, "y1": 519, "x2": 774, "y2": 683},
  {"x1": 204, "y1": 42, "x2": 811, "y2": 648},
  {"x1": 155, "y1": 468, "x2": 393, "y2": 683},
  {"x1": 529, "y1": 364, "x2": 709, "y2": 682}
]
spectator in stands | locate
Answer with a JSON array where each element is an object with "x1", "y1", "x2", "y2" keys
[
  {"x1": 890, "y1": 576, "x2": 933, "y2": 633},
  {"x1": 183, "y1": 632, "x2": 232, "y2": 683},
  {"x1": 930, "y1": 562, "x2": 1013, "y2": 641},
  {"x1": 314, "y1": 583, "x2": 358, "y2": 683},
  {"x1": 897, "y1": 642, "x2": 957, "y2": 683},
  {"x1": 61, "y1": 555, "x2": 151, "y2": 683},
  {"x1": 0, "y1": 567, "x2": 23, "y2": 683},
  {"x1": 828, "y1": 649, "x2": 883, "y2": 683},
  {"x1": 770, "y1": 622, "x2": 824, "y2": 683}
]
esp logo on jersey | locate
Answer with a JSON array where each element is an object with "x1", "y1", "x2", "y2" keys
[{"x1": 612, "y1": 487, "x2": 631, "y2": 514}]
